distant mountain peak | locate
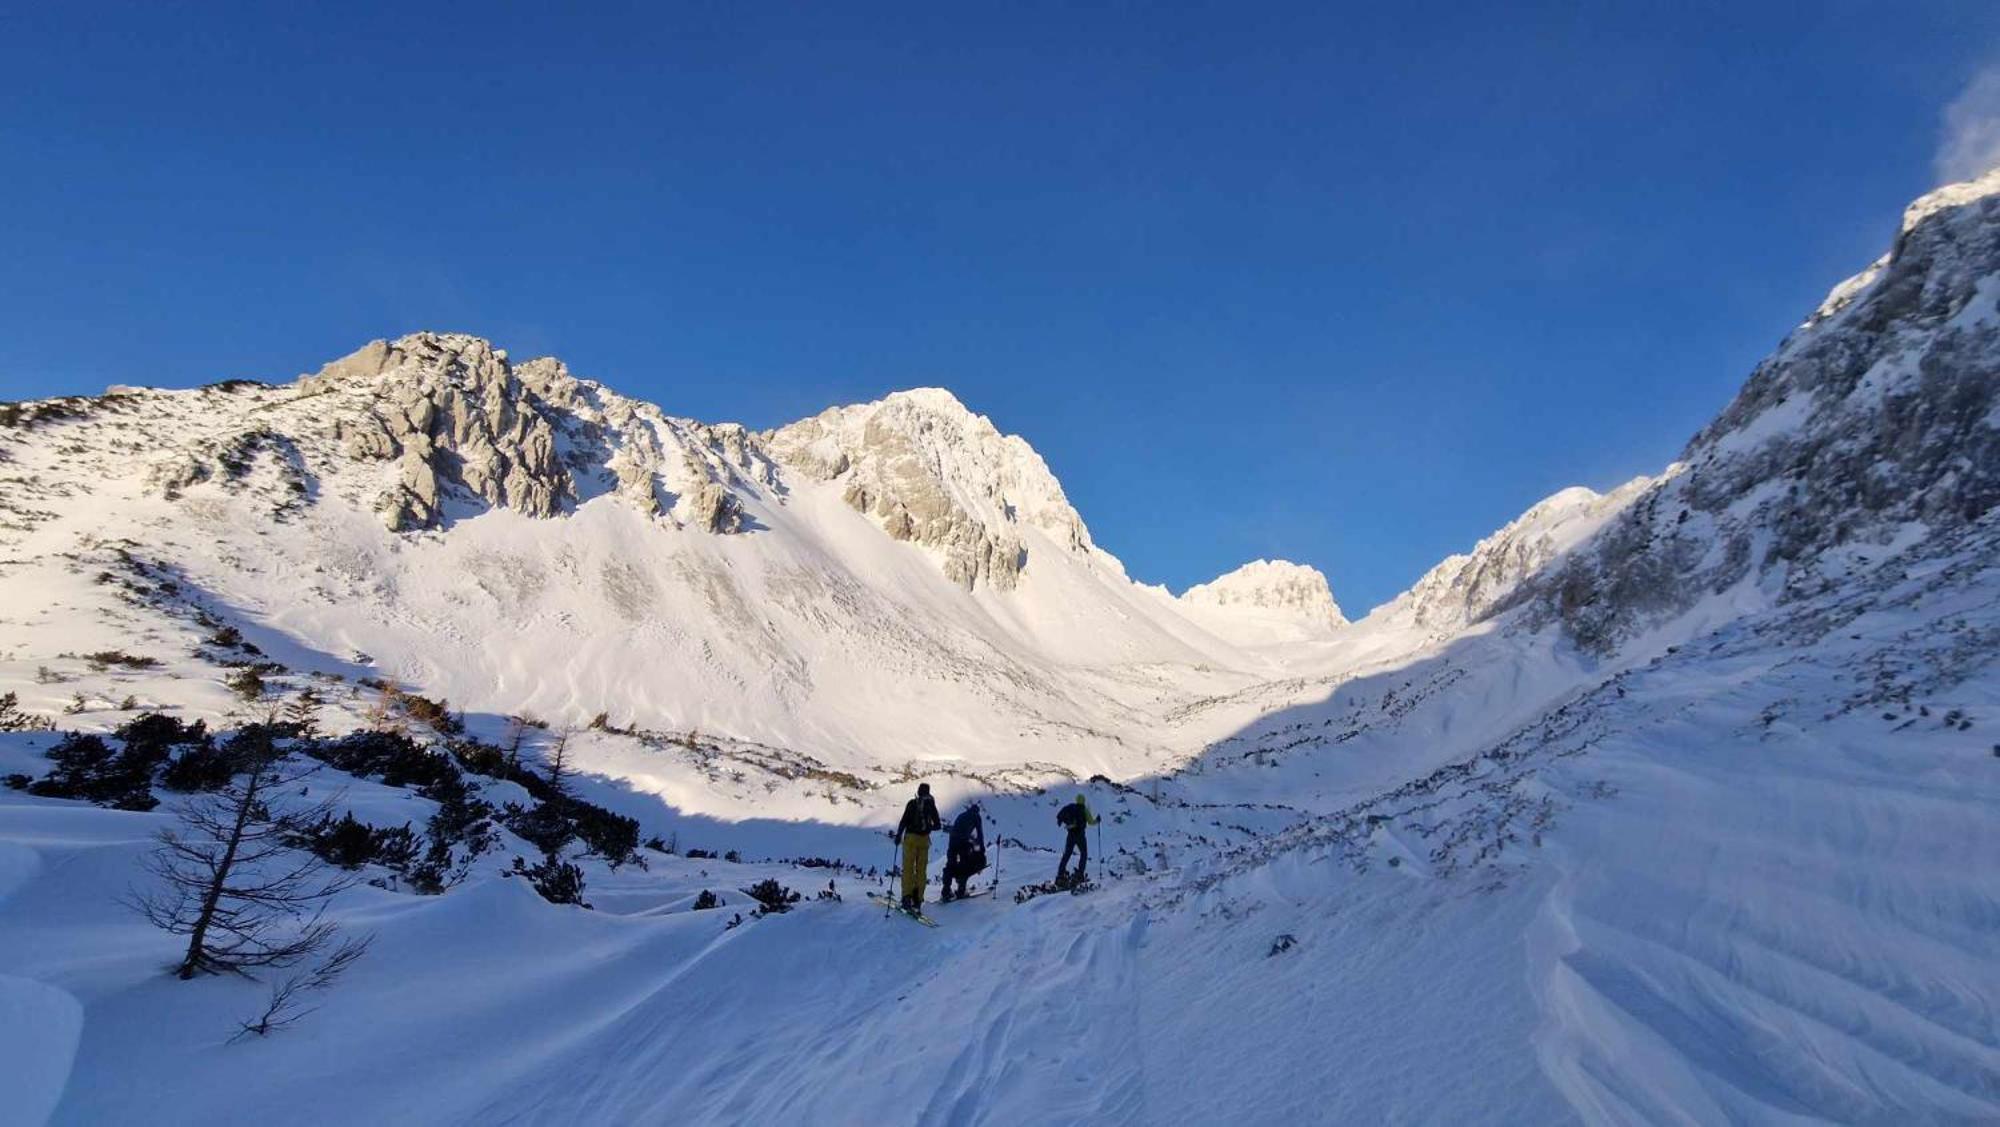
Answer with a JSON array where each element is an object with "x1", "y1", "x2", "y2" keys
[
  {"x1": 766, "y1": 387, "x2": 1096, "y2": 590},
  {"x1": 1181, "y1": 559, "x2": 1347, "y2": 630}
]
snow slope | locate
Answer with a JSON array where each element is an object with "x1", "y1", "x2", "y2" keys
[{"x1": 0, "y1": 172, "x2": 1997, "y2": 1125}]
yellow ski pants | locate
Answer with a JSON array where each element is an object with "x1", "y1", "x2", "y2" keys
[{"x1": 901, "y1": 832, "x2": 931, "y2": 903}]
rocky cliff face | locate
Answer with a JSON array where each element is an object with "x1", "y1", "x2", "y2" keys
[
  {"x1": 765, "y1": 388, "x2": 1097, "y2": 590},
  {"x1": 282, "y1": 333, "x2": 780, "y2": 535},
  {"x1": 1180, "y1": 559, "x2": 1346, "y2": 628},
  {"x1": 12, "y1": 334, "x2": 1125, "y2": 599},
  {"x1": 1370, "y1": 480, "x2": 1649, "y2": 638},
  {"x1": 1502, "y1": 169, "x2": 2000, "y2": 653},
  {"x1": 301, "y1": 335, "x2": 573, "y2": 531}
]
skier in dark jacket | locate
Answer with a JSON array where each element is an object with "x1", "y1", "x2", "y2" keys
[
  {"x1": 939, "y1": 803, "x2": 986, "y2": 902},
  {"x1": 1055, "y1": 794, "x2": 1099, "y2": 884},
  {"x1": 894, "y1": 783, "x2": 943, "y2": 910}
]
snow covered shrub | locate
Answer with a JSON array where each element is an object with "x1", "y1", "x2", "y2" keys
[
  {"x1": 745, "y1": 879, "x2": 801, "y2": 915},
  {"x1": 308, "y1": 730, "x2": 459, "y2": 793},
  {"x1": 511, "y1": 855, "x2": 590, "y2": 908},
  {"x1": 393, "y1": 690, "x2": 460, "y2": 735},
  {"x1": 495, "y1": 784, "x2": 639, "y2": 866},
  {"x1": 425, "y1": 783, "x2": 497, "y2": 855},
  {"x1": 565, "y1": 800, "x2": 639, "y2": 867},
  {"x1": 81, "y1": 650, "x2": 159, "y2": 672},
  {"x1": 119, "y1": 712, "x2": 208, "y2": 757},
  {"x1": 447, "y1": 737, "x2": 510, "y2": 778},
  {"x1": 225, "y1": 667, "x2": 266, "y2": 702},
  {"x1": 29, "y1": 732, "x2": 159, "y2": 810},
  {"x1": 1268, "y1": 934, "x2": 1298, "y2": 957},
  {"x1": 502, "y1": 801, "x2": 576, "y2": 857},
  {"x1": 151, "y1": 723, "x2": 240, "y2": 793},
  {"x1": 288, "y1": 812, "x2": 421, "y2": 871},
  {"x1": 693, "y1": 890, "x2": 721, "y2": 910}
]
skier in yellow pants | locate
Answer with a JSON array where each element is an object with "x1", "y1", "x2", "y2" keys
[{"x1": 894, "y1": 783, "x2": 943, "y2": 911}]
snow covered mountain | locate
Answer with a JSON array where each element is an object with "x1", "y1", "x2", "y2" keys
[
  {"x1": 1503, "y1": 167, "x2": 2000, "y2": 653},
  {"x1": 1175, "y1": 559, "x2": 1347, "y2": 646},
  {"x1": 1, "y1": 333, "x2": 1340, "y2": 787},
  {"x1": 2, "y1": 170, "x2": 1997, "y2": 1125},
  {"x1": 1363, "y1": 480, "x2": 1650, "y2": 640}
]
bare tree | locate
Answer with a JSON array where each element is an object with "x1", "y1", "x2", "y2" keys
[
  {"x1": 363, "y1": 678, "x2": 405, "y2": 735},
  {"x1": 501, "y1": 716, "x2": 526, "y2": 774},
  {"x1": 130, "y1": 729, "x2": 361, "y2": 980},
  {"x1": 231, "y1": 932, "x2": 372, "y2": 1041},
  {"x1": 546, "y1": 729, "x2": 572, "y2": 796}
]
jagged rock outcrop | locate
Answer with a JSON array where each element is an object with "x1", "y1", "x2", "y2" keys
[
  {"x1": 304, "y1": 335, "x2": 573, "y2": 531},
  {"x1": 291, "y1": 333, "x2": 785, "y2": 537},
  {"x1": 765, "y1": 388, "x2": 1096, "y2": 590},
  {"x1": 1502, "y1": 169, "x2": 2000, "y2": 652},
  {"x1": 1180, "y1": 560, "x2": 1347, "y2": 627}
]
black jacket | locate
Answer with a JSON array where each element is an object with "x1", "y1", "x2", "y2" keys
[
  {"x1": 1057, "y1": 800, "x2": 1097, "y2": 836},
  {"x1": 948, "y1": 808, "x2": 984, "y2": 852},
  {"x1": 896, "y1": 795, "x2": 941, "y2": 841}
]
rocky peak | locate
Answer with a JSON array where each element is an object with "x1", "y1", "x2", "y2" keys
[
  {"x1": 285, "y1": 333, "x2": 776, "y2": 536},
  {"x1": 765, "y1": 387, "x2": 1095, "y2": 590},
  {"x1": 1503, "y1": 170, "x2": 2000, "y2": 652},
  {"x1": 1376, "y1": 481, "x2": 1647, "y2": 637},
  {"x1": 298, "y1": 334, "x2": 574, "y2": 530},
  {"x1": 1180, "y1": 559, "x2": 1346, "y2": 628}
]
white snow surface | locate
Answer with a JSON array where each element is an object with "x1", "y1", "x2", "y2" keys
[{"x1": 2, "y1": 172, "x2": 1999, "y2": 1125}]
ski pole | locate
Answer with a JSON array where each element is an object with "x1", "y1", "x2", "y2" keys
[{"x1": 884, "y1": 833, "x2": 898, "y2": 918}]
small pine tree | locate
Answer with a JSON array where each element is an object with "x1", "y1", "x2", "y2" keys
[
  {"x1": 283, "y1": 689, "x2": 322, "y2": 739},
  {"x1": 0, "y1": 692, "x2": 54, "y2": 732}
]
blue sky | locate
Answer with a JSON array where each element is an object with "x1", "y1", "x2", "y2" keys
[{"x1": 4, "y1": 3, "x2": 1997, "y2": 611}]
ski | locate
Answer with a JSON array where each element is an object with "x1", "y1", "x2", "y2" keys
[
  {"x1": 866, "y1": 892, "x2": 938, "y2": 926},
  {"x1": 936, "y1": 888, "x2": 991, "y2": 904}
]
